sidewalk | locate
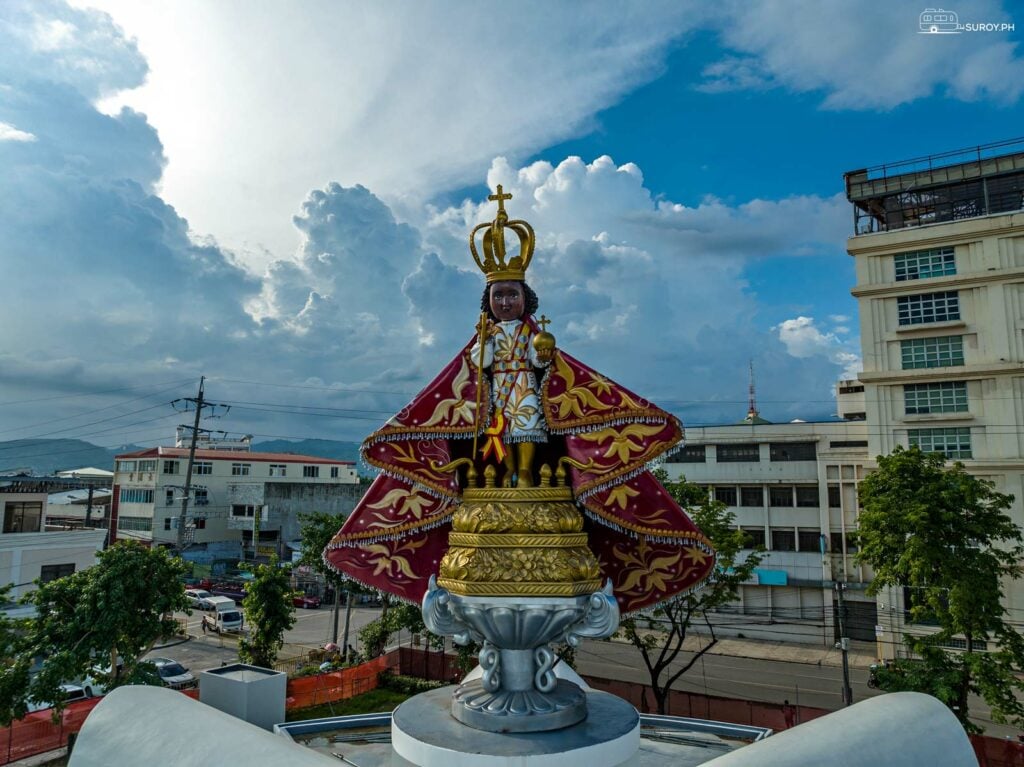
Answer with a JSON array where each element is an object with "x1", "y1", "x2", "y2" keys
[{"x1": 609, "y1": 632, "x2": 877, "y2": 670}]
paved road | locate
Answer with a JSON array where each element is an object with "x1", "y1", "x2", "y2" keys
[{"x1": 149, "y1": 607, "x2": 1017, "y2": 738}]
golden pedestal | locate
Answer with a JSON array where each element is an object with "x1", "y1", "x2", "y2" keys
[{"x1": 437, "y1": 472, "x2": 602, "y2": 598}]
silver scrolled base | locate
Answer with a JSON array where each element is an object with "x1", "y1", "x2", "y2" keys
[
  {"x1": 421, "y1": 575, "x2": 620, "y2": 734},
  {"x1": 452, "y1": 677, "x2": 587, "y2": 732}
]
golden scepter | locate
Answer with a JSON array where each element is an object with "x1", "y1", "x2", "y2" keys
[{"x1": 472, "y1": 311, "x2": 489, "y2": 458}]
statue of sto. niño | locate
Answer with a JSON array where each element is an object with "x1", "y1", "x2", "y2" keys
[{"x1": 325, "y1": 185, "x2": 714, "y2": 613}]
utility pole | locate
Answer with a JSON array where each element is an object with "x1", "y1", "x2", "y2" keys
[
  {"x1": 83, "y1": 483, "x2": 95, "y2": 527},
  {"x1": 835, "y1": 581, "x2": 854, "y2": 706},
  {"x1": 171, "y1": 378, "x2": 230, "y2": 550}
]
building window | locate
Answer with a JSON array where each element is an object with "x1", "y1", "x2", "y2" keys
[
  {"x1": 303, "y1": 465, "x2": 320, "y2": 478},
  {"x1": 908, "y1": 427, "x2": 972, "y2": 459},
  {"x1": 119, "y1": 488, "x2": 155, "y2": 504},
  {"x1": 3, "y1": 502, "x2": 42, "y2": 533},
  {"x1": 900, "y1": 335, "x2": 964, "y2": 369},
  {"x1": 193, "y1": 517, "x2": 207, "y2": 530},
  {"x1": 194, "y1": 461, "x2": 213, "y2": 475},
  {"x1": 769, "y1": 486, "x2": 794, "y2": 507},
  {"x1": 714, "y1": 486, "x2": 737, "y2": 506},
  {"x1": 771, "y1": 529, "x2": 796, "y2": 551},
  {"x1": 165, "y1": 489, "x2": 175, "y2": 506},
  {"x1": 770, "y1": 442, "x2": 817, "y2": 461},
  {"x1": 795, "y1": 486, "x2": 819, "y2": 507},
  {"x1": 231, "y1": 463, "x2": 251, "y2": 476},
  {"x1": 330, "y1": 466, "x2": 339, "y2": 478},
  {"x1": 163, "y1": 460, "x2": 179, "y2": 475},
  {"x1": 894, "y1": 247, "x2": 956, "y2": 281},
  {"x1": 670, "y1": 445, "x2": 706, "y2": 463},
  {"x1": 117, "y1": 516, "x2": 152, "y2": 532},
  {"x1": 116, "y1": 460, "x2": 136, "y2": 473},
  {"x1": 830, "y1": 532, "x2": 858, "y2": 553},
  {"x1": 138, "y1": 460, "x2": 156, "y2": 473},
  {"x1": 39, "y1": 563, "x2": 75, "y2": 583},
  {"x1": 164, "y1": 518, "x2": 172, "y2": 531},
  {"x1": 897, "y1": 291, "x2": 960, "y2": 326},
  {"x1": 742, "y1": 528, "x2": 766, "y2": 548},
  {"x1": 827, "y1": 485, "x2": 842, "y2": 508},
  {"x1": 740, "y1": 487, "x2": 763, "y2": 507},
  {"x1": 194, "y1": 489, "x2": 209, "y2": 506},
  {"x1": 797, "y1": 529, "x2": 822, "y2": 552},
  {"x1": 904, "y1": 381, "x2": 968, "y2": 414},
  {"x1": 231, "y1": 504, "x2": 257, "y2": 518},
  {"x1": 716, "y1": 444, "x2": 760, "y2": 463},
  {"x1": 269, "y1": 464, "x2": 287, "y2": 477},
  {"x1": 829, "y1": 440, "x2": 868, "y2": 448}
]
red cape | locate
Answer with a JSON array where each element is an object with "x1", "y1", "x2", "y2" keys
[{"x1": 325, "y1": 324, "x2": 714, "y2": 612}]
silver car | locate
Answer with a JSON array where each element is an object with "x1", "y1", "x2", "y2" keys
[{"x1": 148, "y1": 657, "x2": 197, "y2": 690}]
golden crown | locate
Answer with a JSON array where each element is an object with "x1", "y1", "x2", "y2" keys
[{"x1": 469, "y1": 185, "x2": 535, "y2": 284}]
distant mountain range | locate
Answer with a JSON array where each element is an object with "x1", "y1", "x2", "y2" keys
[{"x1": 0, "y1": 438, "x2": 362, "y2": 476}]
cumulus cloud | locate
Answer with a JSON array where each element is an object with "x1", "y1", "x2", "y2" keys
[
  {"x1": 774, "y1": 316, "x2": 861, "y2": 380},
  {"x1": 702, "y1": 0, "x2": 1024, "y2": 109},
  {"x1": 0, "y1": 1, "x2": 867, "y2": 445}
]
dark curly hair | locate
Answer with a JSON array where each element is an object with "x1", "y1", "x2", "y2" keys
[{"x1": 480, "y1": 281, "x2": 539, "y2": 321}]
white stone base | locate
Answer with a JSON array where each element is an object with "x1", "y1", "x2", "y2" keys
[{"x1": 391, "y1": 686, "x2": 639, "y2": 767}]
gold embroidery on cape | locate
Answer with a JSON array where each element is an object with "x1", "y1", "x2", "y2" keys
[
  {"x1": 421, "y1": 357, "x2": 476, "y2": 428},
  {"x1": 363, "y1": 537, "x2": 427, "y2": 581},
  {"x1": 613, "y1": 539, "x2": 683, "y2": 595},
  {"x1": 364, "y1": 488, "x2": 435, "y2": 528},
  {"x1": 576, "y1": 423, "x2": 666, "y2": 464},
  {"x1": 606, "y1": 483, "x2": 640, "y2": 510},
  {"x1": 547, "y1": 354, "x2": 614, "y2": 420}
]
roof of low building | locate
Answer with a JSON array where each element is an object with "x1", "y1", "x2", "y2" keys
[{"x1": 114, "y1": 446, "x2": 355, "y2": 464}]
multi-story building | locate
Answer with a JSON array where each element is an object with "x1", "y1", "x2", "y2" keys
[
  {"x1": 0, "y1": 478, "x2": 106, "y2": 614},
  {"x1": 845, "y1": 137, "x2": 1024, "y2": 658},
  {"x1": 110, "y1": 447, "x2": 361, "y2": 559},
  {"x1": 663, "y1": 418, "x2": 872, "y2": 646}
]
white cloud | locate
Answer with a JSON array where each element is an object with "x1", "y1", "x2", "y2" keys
[
  {"x1": 703, "y1": 0, "x2": 1024, "y2": 109},
  {"x1": 774, "y1": 316, "x2": 861, "y2": 380},
  {"x1": 0, "y1": 122, "x2": 36, "y2": 142},
  {"x1": 0, "y1": 1, "x2": 869, "y2": 442}
]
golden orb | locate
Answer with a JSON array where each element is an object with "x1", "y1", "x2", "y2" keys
[{"x1": 532, "y1": 331, "x2": 556, "y2": 354}]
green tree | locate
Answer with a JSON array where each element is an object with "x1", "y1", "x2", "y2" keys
[
  {"x1": 0, "y1": 542, "x2": 188, "y2": 724},
  {"x1": 239, "y1": 558, "x2": 296, "y2": 668},
  {"x1": 857, "y1": 445, "x2": 1024, "y2": 732},
  {"x1": 358, "y1": 600, "x2": 443, "y2": 660},
  {"x1": 618, "y1": 471, "x2": 764, "y2": 714}
]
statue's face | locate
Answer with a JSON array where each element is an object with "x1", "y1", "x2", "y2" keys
[{"x1": 490, "y1": 281, "x2": 525, "y2": 322}]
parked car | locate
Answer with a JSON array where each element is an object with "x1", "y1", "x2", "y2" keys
[
  {"x1": 146, "y1": 657, "x2": 197, "y2": 690},
  {"x1": 26, "y1": 684, "x2": 91, "y2": 713},
  {"x1": 184, "y1": 589, "x2": 214, "y2": 610},
  {"x1": 292, "y1": 593, "x2": 321, "y2": 609},
  {"x1": 78, "y1": 660, "x2": 123, "y2": 697}
]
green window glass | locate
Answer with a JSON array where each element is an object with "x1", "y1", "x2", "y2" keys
[
  {"x1": 908, "y1": 427, "x2": 972, "y2": 459},
  {"x1": 904, "y1": 381, "x2": 967, "y2": 414},
  {"x1": 900, "y1": 336, "x2": 964, "y2": 369},
  {"x1": 894, "y1": 247, "x2": 956, "y2": 281}
]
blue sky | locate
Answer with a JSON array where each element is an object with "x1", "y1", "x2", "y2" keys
[{"x1": 0, "y1": 0, "x2": 1021, "y2": 453}]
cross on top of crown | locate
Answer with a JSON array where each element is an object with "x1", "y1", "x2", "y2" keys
[{"x1": 488, "y1": 184, "x2": 513, "y2": 215}]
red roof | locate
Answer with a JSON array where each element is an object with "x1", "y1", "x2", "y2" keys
[{"x1": 114, "y1": 447, "x2": 354, "y2": 464}]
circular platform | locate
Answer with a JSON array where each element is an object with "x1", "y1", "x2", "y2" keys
[{"x1": 391, "y1": 686, "x2": 640, "y2": 767}]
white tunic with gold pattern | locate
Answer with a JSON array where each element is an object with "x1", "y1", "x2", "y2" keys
[{"x1": 471, "y1": 320, "x2": 549, "y2": 442}]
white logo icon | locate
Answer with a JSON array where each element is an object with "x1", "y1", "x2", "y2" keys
[{"x1": 919, "y1": 8, "x2": 961, "y2": 33}]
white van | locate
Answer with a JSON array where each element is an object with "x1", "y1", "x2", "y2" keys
[{"x1": 201, "y1": 596, "x2": 244, "y2": 634}]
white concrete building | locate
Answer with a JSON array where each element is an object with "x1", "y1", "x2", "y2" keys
[
  {"x1": 0, "y1": 484, "x2": 105, "y2": 611},
  {"x1": 111, "y1": 447, "x2": 360, "y2": 558},
  {"x1": 664, "y1": 419, "x2": 872, "y2": 646},
  {"x1": 845, "y1": 138, "x2": 1024, "y2": 658}
]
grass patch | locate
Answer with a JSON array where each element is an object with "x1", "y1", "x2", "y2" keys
[{"x1": 285, "y1": 687, "x2": 412, "y2": 721}]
